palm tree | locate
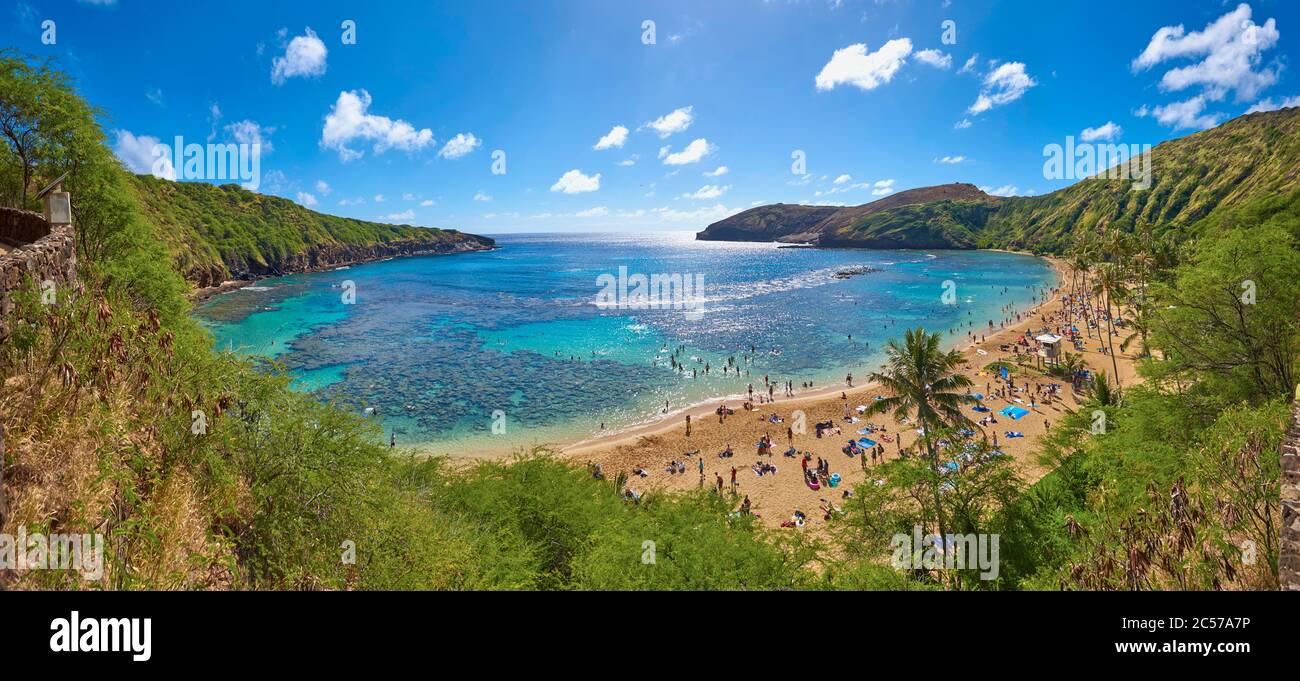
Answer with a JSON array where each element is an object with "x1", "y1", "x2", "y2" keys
[
  {"x1": 1092, "y1": 262, "x2": 1124, "y2": 399},
  {"x1": 1125, "y1": 249, "x2": 1155, "y2": 358},
  {"x1": 1058, "y1": 352, "x2": 1087, "y2": 388},
  {"x1": 1069, "y1": 233, "x2": 1098, "y2": 338},
  {"x1": 1090, "y1": 370, "x2": 1117, "y2": 407},
  {"x1": 864, "y1": 327, "x2": 976, "y2": 559}
]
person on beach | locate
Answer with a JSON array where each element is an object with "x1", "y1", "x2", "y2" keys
[{"x1": 685, "y1": 414, "x2": 691, "y2": 437}]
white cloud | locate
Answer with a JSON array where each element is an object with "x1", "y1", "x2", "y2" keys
[
  {"x1": 113, "y1": 130, "x2": 174, "y2": 180},
  {"x1": 617, "y1": 158, "x2": 637, "y2": 167},
  {"x1": 271, "y1": 28, "x2": 328, "y2": 85},
  {"x1": 315, "y1": 180, "x2": 331, "y2": 196},
  {"x1": 833, "y1": 174, "x2": 851, "y2": 184},
  {"x1": 594, "y1": 125, "x2": 629, "y2": 149},
  {"x1": 1146, "y1": 95, "x2": 1223, "y2": 130},
  {"x1": 969, "y1": 62, "x2": 1036, "y2": 114},
  {"x1": 914, "y1": 49, "x2": 952, "y2": 69},
  {"x1": 954, "y1": 118, "x2": 972, "y2": 130},
  {"x1": 935, "y1": 156, "x2": 967, "y2": 164},
  {"x1": 402, "y1": 193, "x2": 416, "y2": 201},
  {"x1": 1080, "y1": 121, "x2": 1122, "y2": 142},
  {"x1": 958, "y1": 54, "x2": 979, "y2": 74},
  {"x1": 297, "y1": 192, "x2": 318, "y2": 206},
  {"x1": 682, "y1": 185, "x2": 728, "y2": 200},
  {"x1": 704, "y1": 165, "x2": 729, "y2": 177},
  {"x1": 980, "y1": 184, "x2": 1019, "y2": 197},
  {"x1": 550, "y1": 169, "x2": 601, "y2": 194},
  {"x1": 224, "y1": 120, "x2": 274, "y2": 153},
  {"x1": 145, "y1": 88, "x2": 164, "y2": 106},
  {"x1": 661, "y1": 138, "x2": 713, "y2": 165},
  {"x1": 641, "y1": 106, "x2": 694, "y2": 138},
  {"x1": 321, "y1": 90, "x2": 435, "y2": 162},
  {"x1": 338, "y1": 196, "x2": 365, "y2": 206},
  {"x1": 474, "y1": 191, "x2": 492, "y2": 202},
  {"x1": 1245, "y1": 95, "x2": 1300, "y2": 114},
  {"x1": 1132, "y1": 4, "x2": 1280, "y2": 103},
  {"x1": 382, "y1": 210, "x2": 416, "y2": 222},
  {"x1": 815, "y1": 39, "x2": 913, "y2": 91},
  {"x1": 438, "y1": 133, "x2": 481, "y2": 160},
  {"x1": 261, "y1": 170, "x2": 289, "y2": 194},
  {"x1": 871, "y1": 179, "x2": 896, "y2": 196},
  {"x1": 420, "y1": 199, "x2": 435, "y2": 206},
  {"x1": 574, "y1": 206, "x2": 609, "y2": 217},
  {"x1": 651, "y1": 204, "x2": 738, "y2": 224},
  {"x1": 373, "y1": 194, "x2": 386, "y2": 202}
]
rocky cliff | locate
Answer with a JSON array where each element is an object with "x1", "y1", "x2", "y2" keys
[{"x1": 186, "y1": 233, "x2": 496, "y2": 287}]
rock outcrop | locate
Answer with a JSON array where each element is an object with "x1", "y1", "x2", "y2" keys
[
  {"x1": 184, "y1": 233, "x2": 496, "y2": 286},
  {"x1": 696, "y1": 183, "x2": 996, "y2": 248}
]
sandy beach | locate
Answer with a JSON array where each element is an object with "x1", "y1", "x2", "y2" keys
[{"x1": 559, "y1": 258, "x2": 1141, "y2": 530}]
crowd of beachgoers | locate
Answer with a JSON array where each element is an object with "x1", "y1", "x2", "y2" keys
[{"x1": 566, "y1": 261, "x2": 1140, "y2": 530}]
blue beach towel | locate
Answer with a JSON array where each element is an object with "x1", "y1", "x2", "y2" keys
[
  {"x1": 999, "y1": 406, "x2": 1029, "y2": 420},
  {"x1": 857, "y1": 437, "x2": 877, "y2": 449}
]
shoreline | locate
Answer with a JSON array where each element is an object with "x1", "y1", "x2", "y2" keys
[{"x1": 558, "y1": 255, "x2": 1069, "y2": 459}]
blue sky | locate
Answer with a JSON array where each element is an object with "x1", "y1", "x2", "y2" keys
[{"x1": 4, "y1": 0, "x2": 1298, "y2": 233}]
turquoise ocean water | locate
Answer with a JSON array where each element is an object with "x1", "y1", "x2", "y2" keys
[{"x1": 194, "y1": 231, "x2": 1056, "y2": 456}]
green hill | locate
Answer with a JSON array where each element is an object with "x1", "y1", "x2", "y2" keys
[
  {"x1": 128, "y1": 174, "x2": 495, "y2": 287},
  {"x1": 698, "y1": 107, "x2": 1300, "y2": 252}
]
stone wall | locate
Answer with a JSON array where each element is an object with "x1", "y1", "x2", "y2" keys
[
  {"x1": 0, "y1": 209, "x2": 77, "y2": 340},
  {"x1": 1282, "y1": 399, "x2": 1300, "y2": 590},
  {"x1": 0, "y1": 206, "x2": 51, "y2": 246}
]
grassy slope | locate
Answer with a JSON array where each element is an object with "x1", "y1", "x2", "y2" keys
[
  {"x1": 128, "y1": 174, "x2": 492, "y2": 284},
  {"x1": 975, "y1": 107, "x2": 1300, "y2": 252},
  {"x1": 712, "y1": 108, "x2": 1300, "y2": 253}
]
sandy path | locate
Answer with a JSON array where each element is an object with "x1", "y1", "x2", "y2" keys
[{"x1": 560, "y1": 260, "x2": 1141, "y2": 530}]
